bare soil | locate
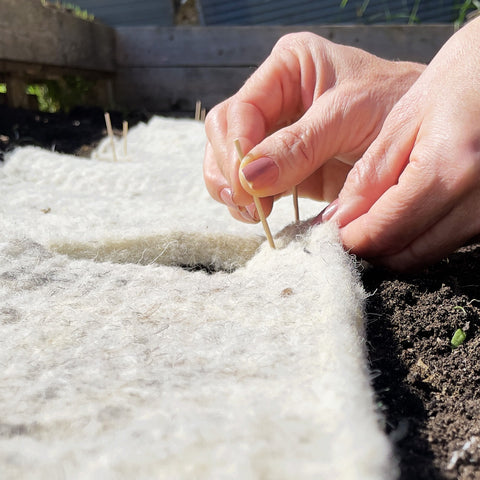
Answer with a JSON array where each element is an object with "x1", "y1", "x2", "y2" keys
[
  {"x1": 365, "y1": 247, "x2": 480, "y2": 480},
  {"x1": 1, "y1": 105, "x2": 479, "y2": 479},
  {"x1": 0, "y1": 105, "x2": 151, "y2": 160}
]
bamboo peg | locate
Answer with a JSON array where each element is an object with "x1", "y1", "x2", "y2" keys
[
  {"x1": 292, "y1": 185, "x2": 300, "y2": 222},
  {"x1": 234, "y1": 139, "x2": 275, "y2": 249},
  {"x1": 195, "y1": 100, "x2": 202, "y2": 121},
  {"x1": 122, "y1": 120, "x2": 128, "y2": 156},
  {"x1": 104, "y1": 112, "x2": 117, "y2": 162}
]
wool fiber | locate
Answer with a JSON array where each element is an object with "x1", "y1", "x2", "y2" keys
[{"x1": 0, "y1": 117, "x2": 396, "y2": 479}]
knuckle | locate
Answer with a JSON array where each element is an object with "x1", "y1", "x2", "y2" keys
[
  {"x1": 276, "y1": 127, "x2": 315, "y2": 171},
  {"x1": 274, "y1": 32, "x2": 322, "y2": 55},
  {"x1": 204, "y1": 101, "x2": 225, "y2": 136},
  {"x1": 410, "y1": 143, "x2": 480, "y2": 197},
  {"x1": 384, "y1": 241, "x2": 430, "y2": 273},
  {"x1": 365, "y1": 228, "x2": 399, "y2": 258},
  {"x1": 398, "y1": 243, "x2": 424, "y2": 270},
  {"x1": 204, "y1": 104, "x2": 217, "y2": 124},
  {"x1": 359, "y1": 212, "x2": 412, "y2": 259},
  {"x1": 345, "y1": 156, "x2": 380, "y2": 192}
]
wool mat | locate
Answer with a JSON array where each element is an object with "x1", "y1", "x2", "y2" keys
[{"x1": 0, "y1": 117, "x2": 395, "y2": 479}]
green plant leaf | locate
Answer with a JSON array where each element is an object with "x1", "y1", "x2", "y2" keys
[{"x1": 451, "y1": 328, "x2": 466, "y2": 348}]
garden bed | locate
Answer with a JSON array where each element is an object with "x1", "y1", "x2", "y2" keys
[{"x1": 1, "y1": 105, "x2": 479, "y2": 479}]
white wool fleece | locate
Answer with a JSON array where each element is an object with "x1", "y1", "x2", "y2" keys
[{"x1": 0, "y1": 116, "x2": 397, "y2": 479}]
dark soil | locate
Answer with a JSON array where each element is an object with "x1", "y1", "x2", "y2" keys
[
  {"x1": 0, "y1": 105, "x2": 152, "y2": 161},
  {"x1": 1, "y1": 105, "x2": 479, "y2": 480},
  {"x1": 365, "y1": 248, "x2": 480, "y2": 480}
]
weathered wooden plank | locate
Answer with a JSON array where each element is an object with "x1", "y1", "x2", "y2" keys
[
  {"x1": 115, "y1": 25, "x2": 455, "y2": 69},
  {"x1": 5, "y1": 75, "x2": 29, "y2": 109},
  {"x1": 0, "y1": 0, "x2": 115, "y2": 72},
  {"x1": 0, "y1": 60, "x2": 113, "y2": 81},
  {"x1": 115, "y1": 66, "x2": 255, "y2": 111},
  {"x1": 114, "y1": 24, "x2": 455, "y2": 112}
]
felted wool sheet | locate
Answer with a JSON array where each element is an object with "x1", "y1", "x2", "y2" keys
[{"x1": 0, "y1": 117, "x2": 396, "y2": 479}]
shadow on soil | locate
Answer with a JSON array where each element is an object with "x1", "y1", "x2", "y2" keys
[{"x1": 364, "y1": 272, "x2": 448, "y2": 480}]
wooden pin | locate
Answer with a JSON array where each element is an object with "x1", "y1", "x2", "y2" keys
[
  {"x1": 234, "y1": 139, "x2": 275, "y2": 249},
  {"x1": 292, "y1": 185, "x2": 300, "y2": 222},
  {"x1": 122, "y1": 120, "x2": 128, "y2": 156},
  {"x1": 104, "y1": 112, "x2": 117, "y2": 162},
  {"x1": 195, "y1": 100, "x2": 202, "y2": 121}
]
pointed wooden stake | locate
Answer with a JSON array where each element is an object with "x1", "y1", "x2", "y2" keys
[
  {"x1": 195, "y1": 100, "x2": 202, "y2": 121},
  {"x1": 104, "y1": 112, "x2": 117, "y2": 162},
  {"x1": 122, "y1": 120, "x2": 128, "y2": 156},
  {"x1": 292, "y1": 185, "x2": 300, "y2": 222},
  {"x1": 234, "y1": 139, "x2": 275, "y2": 249}
]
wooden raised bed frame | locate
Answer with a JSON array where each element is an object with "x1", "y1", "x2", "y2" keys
[
  {"x1": 0, "y1": 0, "x2": 115, "y2": 109},
  {"x1": 0, "y1": 0, "x2": 455, "y2": 113}
]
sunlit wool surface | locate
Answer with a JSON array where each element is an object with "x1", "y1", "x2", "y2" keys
[{"x1": 0, "y1": 117, "x2": 395, "y2": 479}]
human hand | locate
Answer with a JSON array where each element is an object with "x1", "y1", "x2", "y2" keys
[
  {"x1": 329, "y1": 17, "x2": 480, "y2": 271},
  {"x1": 203, "y1": 32, "x2": 424, "y2": 223}
]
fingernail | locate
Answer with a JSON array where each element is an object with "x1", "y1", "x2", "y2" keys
[
  {"x1": 220, "y1": 187, "x2": 236, "y2": 208},
  {"x1": 322, "y1": 199, "x2": 339, "y2": 222},
  {"x1": 241, "y1": 157, "x2": 279, "y2": 190},
  {"x1": 239, "y1": 205, "x2": 257, "y2": 223},
  {"x1": 312, "y1": 199, "x2": 339, "y2": 225},
  {"x1": 245, "y1": 202, "x2": 258, "y2": 222}
]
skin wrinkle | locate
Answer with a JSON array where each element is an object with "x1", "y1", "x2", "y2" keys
[
  {"x1": 300, "y1": 39, "x2": 323, "y2": 112},
  {"x1": 274, "y1": 45, "x2": 306, "y2": 129},
  {"x1": 272, "y1": 49, "x2": 300, "y2": 121},
  {"x1": 229, "y1": 101, "x2": 266, "y2": 146},
  {"x1": 279, "y1": 33, "x2": 333, "y2": 115},
  {"x1": 412, "y1": 137, "x2": 475, "y2": 201},
  {"x1": 332, "y1": 89, "x2": 376, "y2": 163},
  {"x1": 276, "y1": 127, "x2": 316, "y2": 179}
]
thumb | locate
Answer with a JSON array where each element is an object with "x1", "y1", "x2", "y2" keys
[{"x1": 238, "y1": 89, "x2": 346, "y2": 198}]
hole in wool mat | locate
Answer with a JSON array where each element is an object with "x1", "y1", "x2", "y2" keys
[
  {"x1": 49, "y1": 221, "x2": 312, "y2": 274},
  {"x1": 50, "y1": 231, "x2": 265, "y2": 273}
]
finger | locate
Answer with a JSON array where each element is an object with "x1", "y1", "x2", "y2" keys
[
  {"x1": 204, "y1": 101, "x2": 229, "y2": 175},
  {"x1": 339, "y1": 157, "x2": 449, "y2": 258},
  {"x1": 237, "y1": 88, "x2": 363, "y2": 199},
  {"x1": 205, "y1": 102, "x2": 262, "y2": 207},
  {"x1": 204, "y1": 143, "x2": 273, "y2": 223},
  {"x1": 371, "y1": 190, "x2": 480, "y2": 271},
  {"x1": 204, "y1": 101, "x2": 248, "y2": 207},
  {"x1": 237, "y1": 55, "x2": 403, "y2": 201},
  {"x1": 333, "y1": 97, "x2": 421, "y2": 227},
  {"x1": 298, "y1": 158, "x2": 352, "y2": 203},
  {"x1": 207, "y1": 33, "x2": 332, "y2": 206},
  {"x1": 339, "y1": 141, "x2": 478, "y2": 259},
  {"x1": 203, "y1": 142, "x2": 229, "y2": 204}
]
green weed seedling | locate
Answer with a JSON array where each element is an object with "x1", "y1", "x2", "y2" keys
[{"x1": 451, "y1": 328, "x2": 466, "y2": 349}]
